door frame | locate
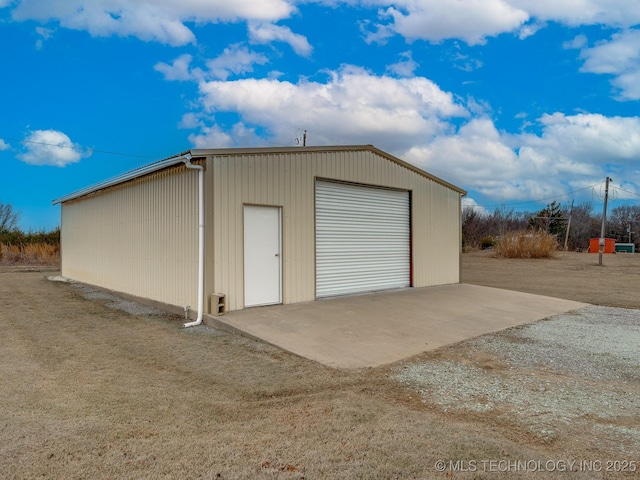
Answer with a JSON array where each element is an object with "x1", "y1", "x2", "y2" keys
[
  {"x1": 314, "y1": 179, "x2": 411, "y2": 298},
  {"x1": 243, "y1": 204, "x2": 283, "y2": 307}
]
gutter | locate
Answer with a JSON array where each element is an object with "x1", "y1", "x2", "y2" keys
[
  {"x1": 182, "y1": 154, "x2": 205, "y2": 328},
  {"x1": 52, "y1": 150, "x2": 193, "y2": 205}
]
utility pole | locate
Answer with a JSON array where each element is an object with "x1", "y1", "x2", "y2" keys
[
  {"x1": 598, "y1": 176, "x2": 611, "y2": 266},
  {"x1": 564, "y1": 199, "x2": 574, "y2": 251}
]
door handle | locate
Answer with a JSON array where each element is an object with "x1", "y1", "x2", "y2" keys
[{"x1": 275, "y1": 253, "x2": 280, "y2": 257}]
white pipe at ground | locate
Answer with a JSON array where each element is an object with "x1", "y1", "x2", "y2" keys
[{"x1": 182, "y1": 154, "x2": 205, "y2": 328}]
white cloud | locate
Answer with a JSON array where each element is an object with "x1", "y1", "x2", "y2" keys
[
  {"x1": 182, "y1": 55, "x2": 640, "y2": 204},
  {"x1": 7, "y1": 0, "x2": 640, "y2": 50},
  {"x1": 9, "y1": 0, "x2": 295, "y2": 46},
  {"x1": 510, "y1": 0, "x2": 640, "y2": 28},
  {"x1": 451, "y1": 51, "x2": 483, "y2": 72},
  {"x1": 386, "y1": 51, "x2": 418, "y2": 77},
  {"x1": 248, "y1": 22, "x2": 312, "y2": 57},
  {"x1": 34, "y1": 26, "x2": 53, "y2": 49},
  {"x1": 8, "y1": 0, "x2": 640, "y2": 50},
  {"x1": 195, "y1": 65, "x2": 467, "y2": 151},
  {"x1": 179, "y1": 112, "x2": 202, "y2": 129},
  {"x1": 0, "y1": 139, "x2": 10, "y2": 151},
  {"x1": 18, "y1": 129, "x2": 88, "y2": 167},
  {"x1": 610, "y1": 69, "x2": 640, "y2": 101},
  {"x1": 405, "y1": 118, "x2": 527, "y2": 198},
  {"x1": 206, "y1": 44, "x2": 269, "y2": 80},
  {"x1": 517, "y1": 21, "x2": 544, "y2": 40},
  {"x1": 360, "y1": 19, "x2": 395, "y2": 45},
  {"x1": 563, "y1": 34, "x2": 587, "y2": 50},
  {"x1": 188, "y1": 122, "x2": 263, "y2": 148},
  {"x1": 378, "y1": 0, "x2": 529, "y2": 45},
  {"x1": 155, "y1": 46, "x2": 269, "y2": 82},
  {"x1": 579, "y1": 29, "x2": 640, "y2": 100},
  {"x1": 580, "y1": 30, "x2": 640, "y2": 74},
  {"x1": 528, "y1": 112, "x2": 640, "y2": 166},
  {"x1": 465, "y1": 97, "x2": 492, "y2": 116},
  {"x1": 154, "y1": 53, "x2": 195, "y2": 81},
  {"x1": 35, "y1": 26, "x2": 52, "y2": 38},
  {"x1": 188, "y1": 123, "x2": 233, "y2": 148},
  {"x1": 614, "y1": 182, "x2": 640, "y2": 200},
  {"x1": 462, "y1": 197, "x2": 489, "y2": 215},
  {"x1": 402, "y1": 113, "x2": 640, "y2": 203},
  {"x1": 363, "y1": 1, "x2": 640, "y2": 45}
]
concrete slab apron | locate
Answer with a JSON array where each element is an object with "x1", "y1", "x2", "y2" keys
[{"x1": 211, "y1": 284, "x2": 588, "y2": 369}]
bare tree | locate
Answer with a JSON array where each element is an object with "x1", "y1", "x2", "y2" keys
[
  {"x1": 462, "y1": 200, "x2": 640, "y2": 252},
  {"x1": 462, "y1": 206, "x2": 529, "y2": 248},
  {"x1": 0, "y1": 202, "x2": 20, "y2": 233},
  {"x1": 462, "y1": 207, "x2": 485, "y2": 248},
  {"x1": 490, "y1": 206, "x2": 529, "y2": 235},
  {"x1": 608, "y1": 205, "x2": 640, "y2": 249},
  {"x1": 567, "y1": 202, "x2": 598, "y2": 251}
]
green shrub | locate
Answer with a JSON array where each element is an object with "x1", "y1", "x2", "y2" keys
[
  {"x1": 480, "y1": 236, "x2": 495, "y2": 250},
  {"x1": 0, "y1": 227, "x2": 60, "y2": 246}
]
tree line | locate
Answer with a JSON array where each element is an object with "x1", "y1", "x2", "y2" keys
[
  {"x1": 0, "y1": 202, "x2": 60, "y2": 245},
  {"x1": 463, "y1": 201, "x2": 640, "y2": 251},
  {"x1": 3, "y1": 199, "x2": 639, "y2": 252}
]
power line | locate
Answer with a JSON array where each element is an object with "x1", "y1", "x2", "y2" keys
[
  {"x1": 3, "y1": 137, "x2": 155, "y2": 159},
  {"x1": 612, "y1": 186, "x2": 640, "y2": 199},
  {"x1": 466, "y1": 184, "x2": 599, "y2": 210}
]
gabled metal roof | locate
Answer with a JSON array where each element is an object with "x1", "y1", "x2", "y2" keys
[
  {"x1": 52, "y1": 145, "x2": 466, "y2": 205},
  {"x1": 52, "y1": 150, "x2": 193, "y2": 205}
]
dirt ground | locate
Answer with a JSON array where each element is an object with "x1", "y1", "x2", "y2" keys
[{"x1": 1, "y1": 253, "x2": 638, "y2": 479}]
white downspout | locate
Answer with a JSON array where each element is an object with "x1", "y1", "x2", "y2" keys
[{"x1": 182, "y1": 154, "x2": 205, "y2": 328}]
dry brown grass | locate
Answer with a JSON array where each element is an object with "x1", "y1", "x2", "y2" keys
[
  {"x1": 494, "y1": 230, "x2": 558, "y2": 259},
  {"x1": 463, "y1": 249, "x2": 640, "y2": 309},
  {"x1": 1, "y1": 271, "x2": 540, "y2": 479},
  {"x1": 0, "y1": 243, "x2": 60, "y2": 265}
]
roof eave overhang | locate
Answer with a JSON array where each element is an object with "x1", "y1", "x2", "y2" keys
[
  {"x1": 51, "y1": 150, "x2": 193, "y2": 205},
  {"x1": 52, "y1": 144, "x2": 466, "y2": 205}
]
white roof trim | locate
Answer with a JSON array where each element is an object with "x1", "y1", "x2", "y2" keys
[{"x1": 52, "y1": 152, "x2": 192, "y2": 205}]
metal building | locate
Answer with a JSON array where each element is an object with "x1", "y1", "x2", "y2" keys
[{"x1": 53, "y1": 145, "x2": 466, "y2": 322}]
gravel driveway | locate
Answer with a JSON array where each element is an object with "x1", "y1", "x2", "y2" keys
[{"x1": 393, "y1": 305, "x2": 640, "y2": 452}]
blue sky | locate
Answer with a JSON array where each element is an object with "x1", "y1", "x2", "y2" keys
[{"x1": 1, "y1": 0, "x2": 640, "y2": 230}]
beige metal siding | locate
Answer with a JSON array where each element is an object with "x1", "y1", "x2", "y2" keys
[
  {"x1": 210, "y1": 149, "x2": 461, "y2": 311},
  {"x1": 61, "y1": 165, "x2": 200, "y2": 309}
]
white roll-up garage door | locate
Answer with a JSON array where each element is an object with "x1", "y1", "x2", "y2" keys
[{"x1": 315, "y1": 180, "x2": 410, "y2": 298}]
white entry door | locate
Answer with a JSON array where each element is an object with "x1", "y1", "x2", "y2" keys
[{"x1": 244, "y1": 205, "x2": 282, "y2": 307}]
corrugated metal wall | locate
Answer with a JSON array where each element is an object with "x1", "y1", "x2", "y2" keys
[
  {"x1": 61, "y1": 165, "x2": 200, "y2": 309},
  {"x1": 209, "y1": 149, "x2": 461, "y2": 311}
]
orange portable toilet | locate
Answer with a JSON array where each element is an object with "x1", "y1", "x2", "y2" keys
[{"x1": 589, "y1": 238, "x2": 615, "y2": 253}]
